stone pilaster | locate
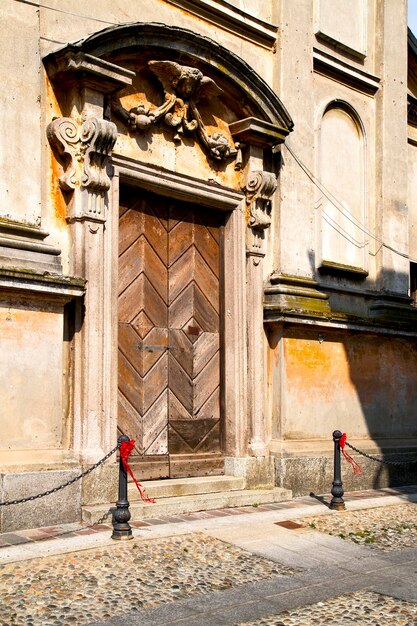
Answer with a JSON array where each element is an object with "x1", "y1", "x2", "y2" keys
[
  {"x1": 47, "y1": 114, "x2": 117, "y2": 465},
  {"x1": 45, "y1": 51, "x2": 132, "y2": 478},
  {"x1": 244, "y1": 170, "x2": 277, "y2": 457}
]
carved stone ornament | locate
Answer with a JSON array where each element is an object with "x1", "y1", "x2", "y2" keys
[
  {"x1": 111, "y1": 60, "x2": 241, "y2": 167},
  {"x1": 47, "y1": 116, "x2": 118, "y2": 192},
  {"x1": 243, "y1": 171, "x2": 277, "y2": 230}
]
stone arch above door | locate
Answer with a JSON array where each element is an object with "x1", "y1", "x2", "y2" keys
[
  {"x1": 44, "y1": 22, "x2": 293, "y2": 193},
  {"x1": 43, "y1": 23, "x2": 294, "y2": 485}
]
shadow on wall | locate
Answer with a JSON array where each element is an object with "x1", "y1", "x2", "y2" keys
[
  {"x1": 335, "y1": 268, "x2": 417, "y2": 491},
  {"x1": 276, "y1": 260, "x2": 417, "y2": 492}
]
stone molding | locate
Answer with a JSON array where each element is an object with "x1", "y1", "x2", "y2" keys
[
  {"x1": 162, "y1": 0, "x2": 278, "y2": 49},
  {"x1": 47, "y1": 116, "x2": 117, "y2": 194},
  {"x1": 313, "y1": 48, "x2": 380, "y2": 96},
  {"x1": 264, "y1": 274, "x2": 331, "y2": 320},
  {"x1": 0, "y1": 219, "x2": 63, "y2": 273},
  {"x1": 0, "y1": 267, "x2": 85, "y2": 302},
  {"x1": 243, "y1": 170, "x2": 277, "y2": 231},
  {"x1": 230, "y1": 117, "x2": 289, "y2": 148},
  {"x1": 112, "y1": 60, "x2": 241, "y2": 166},
  {"x1": 44, "y1": 49, "x2": 134, "y2": 94},
  {"x1": 111, "y1": 153, "x2": 243, "y2": 211},
  {"x1": 264, "y1": 274, "x2": 417, "y2": 335}
]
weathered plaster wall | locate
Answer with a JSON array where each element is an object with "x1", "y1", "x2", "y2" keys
[
  {"x1": 0, "y1": 0, "x2": 42, "y2": 225},
  {"x1": 272, "y1": 0, "x2": 315, "y2": 278},
  {"x1": 268, "y1": 322, "x2": 417, "y2": 495},
  {"x1": 0, "y1": 299, "x2": 66, "y2": 453},
  {"x1": 273, "y1": 0, "x2": 407, "y2": 296},
  {"x1": 279, "y1": 326, "x2": 417, "y2": 441}
]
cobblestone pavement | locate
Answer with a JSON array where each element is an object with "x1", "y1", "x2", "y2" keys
[
  {"x1": 239, "y1": 591, "x2": 417, "y2": 625},
  {"x1": 0, "y1": 533, "x2": 294, "y2": 626},
  {"x1": 1, "y1": 490, "x2": 417, "y2": 626},
  {"x1": 299, "y1": 503, "x2": 417, "y2": 551}
]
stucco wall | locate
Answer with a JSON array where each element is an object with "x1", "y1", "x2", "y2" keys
[{"x1": 278, "y1": 326, "x2": 417, "y2": 441}]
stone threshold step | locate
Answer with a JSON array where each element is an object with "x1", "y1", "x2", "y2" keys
[
  {"x1": 82, "y1": 487, "x2": 292, "y2": 524},
  {"x1": 128, "y1": 475, "x2": 246, "y2": 500}
]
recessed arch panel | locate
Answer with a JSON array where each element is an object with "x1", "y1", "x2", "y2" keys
[{"x1": 318, "y1": 101, "x2": 367, "y2": 272}]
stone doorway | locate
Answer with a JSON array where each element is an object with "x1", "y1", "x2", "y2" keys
[{"x1": 117, "y1": 186, "x2": 225, "y2": 479}]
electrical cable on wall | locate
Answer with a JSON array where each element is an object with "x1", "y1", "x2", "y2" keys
[{"x1": 284, "y1": 143, "x2": 417, "y2": 264}]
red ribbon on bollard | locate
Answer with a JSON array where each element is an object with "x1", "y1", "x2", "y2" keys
[
  {"x1": 339, "y1": 433, "x2": 363, "y2": 476},
  {"x1": 119, "y1": 439, "x2": 155, "y2": 504}
]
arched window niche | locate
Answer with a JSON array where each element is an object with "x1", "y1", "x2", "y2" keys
[{"x1": 318, "y1": 101, "x2": 367, "y2": 276}]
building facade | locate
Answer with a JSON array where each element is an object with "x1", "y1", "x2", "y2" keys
[{"x1": 1, "y1": 0, "x2": 417, "y2": 531}]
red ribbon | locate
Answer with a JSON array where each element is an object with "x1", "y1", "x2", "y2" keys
[
  {"x1": 339, "y1": 433, "x2": 363, "y2": 476},
  {"x1": 119, "y1": 439, "x2": 155, "y2": 503}
]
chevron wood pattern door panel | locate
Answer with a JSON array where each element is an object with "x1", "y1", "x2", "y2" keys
[{"x1": 118, "y1": 188, "x2": 224, "y2": 479}]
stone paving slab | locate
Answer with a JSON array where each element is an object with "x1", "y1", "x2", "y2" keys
[{"x1": 239, "y1": 591, "x2": 417, "y2": 625}]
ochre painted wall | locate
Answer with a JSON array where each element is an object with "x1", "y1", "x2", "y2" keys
[{"x1": 279, "y1": 326, "x2": 417, "y2": 441}]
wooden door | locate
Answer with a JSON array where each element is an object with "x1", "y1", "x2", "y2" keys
[{"x1": 118, "y1": 187, "x2": 224, "y2": 479}]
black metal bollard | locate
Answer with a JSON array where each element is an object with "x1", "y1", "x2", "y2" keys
[
  {"x1": 329, "y1": 430, "x2": 346, "y2": 511},
  {"x1": 111, "y1": 435, "x2": 133, "y2": 540}
]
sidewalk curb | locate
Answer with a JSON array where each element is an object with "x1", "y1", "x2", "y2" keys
[{"x1": 1, "y1": 490, "x2": 416, "y2": 565}]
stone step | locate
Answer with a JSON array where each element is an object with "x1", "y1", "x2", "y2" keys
[
  {"x1": 128, "y1": 475, "x2": 246, "y2": 500},
  {"x1": 82, "y1": 487, "x2": 292, "y2": 524}
]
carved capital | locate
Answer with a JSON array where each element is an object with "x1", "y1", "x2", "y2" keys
[
  {"x1": 47, "y1": 116, "x2": 117, "y2": 193},
  {"x1": 243, "y1": 171, "x2": 277, "y2": 230}
]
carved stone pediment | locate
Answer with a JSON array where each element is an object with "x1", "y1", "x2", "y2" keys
[{"x1": 111, "y1": 60, "x2": 241, "y2": 167}]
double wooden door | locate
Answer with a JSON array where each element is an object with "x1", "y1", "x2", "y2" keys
[{"x1": 118, "y1": 187, "x2": 224, "y2": 479}]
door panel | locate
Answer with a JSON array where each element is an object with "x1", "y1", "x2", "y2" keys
[{"x1": 118, "y1": 187, "x2": 224, "y2": 478}]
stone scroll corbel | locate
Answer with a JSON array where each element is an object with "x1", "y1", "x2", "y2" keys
[
  {"x1": 111, "y1": 60, "x2": 242, "y2": 168},
  {"x1": 243, "y1": 170, "x2": 277, "y2": 260},
  {"x1": 47, "y1": 116, "x2": 117, "y2": 223},
  {"x1": 244, "y1": 170, "x2": 277, "y2": 230}
]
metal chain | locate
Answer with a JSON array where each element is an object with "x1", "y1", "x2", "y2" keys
[
  {"x1": 345, "y1": 441, "x2": 417, "y2": 466},
  {"x1": 0, "y1": 444, "x2": 120, "y2": 507}
]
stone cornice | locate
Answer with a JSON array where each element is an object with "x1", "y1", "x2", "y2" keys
[
  {"x1": 264, "y1": 274, "x2": 417, "y2": 336},
  {"x1": 408, "y1": 94, "x2": 417, "y2": 127},
  {"x1": 111, "y1": 154, "x2": 244, "y2": 211},
  {"x1": 313, "y1": 48, "x2": 380, "y2": 96},
  {"x1": 229, "y1": 117, "x2": 290, "y2": 147},
  {"x1": 43, "y1": 49, "x2": 134, "y2": 93},
  {"x1": 70, "y1": 22, "x2": 293, "y2": 132},
  {"x1": 162, "y1": 0, "x2": 278, "y2": 49},
  {"x1": 0, "y1": 267, "x2": 85, "y2": 301}
]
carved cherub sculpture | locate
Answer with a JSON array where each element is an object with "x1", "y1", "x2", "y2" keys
[
  {"x1": 148, "y1": 60, "x2": 223, "y2": 102},
  {"x1": 111, "y1": 59, "x2": 240, "y2": 164}
]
